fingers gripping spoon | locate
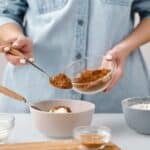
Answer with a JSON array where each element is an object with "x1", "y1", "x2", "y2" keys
[
  {"x1": 0, "y1": 39, "x2": 50, "y2": 77},
  {"x1": 5, "y1": 47, "x2": 50, "y2": 77},
  {"x1": 7, "y1": 47, "x2": 72, "y2": 89},
  {"x1": 0, "y1": 41, "x2": 72, "y2": 89}
]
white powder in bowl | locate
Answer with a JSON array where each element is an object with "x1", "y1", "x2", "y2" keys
[
  {"x1": 49, "y1": 107, "x2": 68, "y2": 113},
  {"x1": 130, "y1": 103, "x2": 150, "y2": 110}
]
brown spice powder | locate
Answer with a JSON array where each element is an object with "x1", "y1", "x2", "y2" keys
[
  {"x1": 50, "y1": 69, "x2": 111, "y2": 91},
  {"x1": 74, "y1": 69, "x2": 111, "y2": 83},
  {"x1": 50, "y1": 73, "x2": 72, "y2": 89},
  {"x1": 80, "y1": 134, "x2": 106, "y2": 148}
]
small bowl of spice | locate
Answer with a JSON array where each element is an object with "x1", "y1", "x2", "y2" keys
[
  {"x1": 65, "y1": 55, "x2": 115, "y2": 94},
  {"x1": 122, "y1": 97, "x2": 150, "y2": 135},
  {"x1": 74, "y1": 126, "x2": 111, "y2": 149}
]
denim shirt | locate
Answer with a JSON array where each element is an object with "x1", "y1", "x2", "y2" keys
[{"x1": 0, "y1": 0, "x2": 150, "y2": 113}]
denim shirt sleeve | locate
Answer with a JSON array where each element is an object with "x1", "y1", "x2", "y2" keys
[
  {"x1": 132, "y1": 0, "x2": 150, "y2": 20},
  {"x1": 0, "y1": 0, "x2": 28, "y2": 26}
]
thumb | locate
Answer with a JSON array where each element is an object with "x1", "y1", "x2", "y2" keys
[
  {"x1": 105, "y1": 54, "x2": 113, "y2": 61},
  {"x1": 105, "y1": 50, "x2": 118, "y2": 61}
]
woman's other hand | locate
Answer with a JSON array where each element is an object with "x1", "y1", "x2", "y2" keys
[
  {"x1": 103, "y1": 18, "x2": 150, "y2": 92},
  {"x1": 103, "y1": 45, "x2": 130, "y2": 92}
]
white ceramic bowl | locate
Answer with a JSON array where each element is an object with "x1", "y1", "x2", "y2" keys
[{"x1": 30, "y1": 99, "x2": 95, "y2": 138}]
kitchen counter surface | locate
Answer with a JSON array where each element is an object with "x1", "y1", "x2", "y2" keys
[{"x1": 5, "y1": 114, "x2": 150, "y2": 149}]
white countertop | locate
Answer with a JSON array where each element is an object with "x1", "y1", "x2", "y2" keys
[{"x1": 7, "y1": 114, "x2": 150, "y2": 150}]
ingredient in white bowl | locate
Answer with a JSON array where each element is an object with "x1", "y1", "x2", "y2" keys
[
  {"x1": 49, "y1": 106, "x2": 72, "y2": 113},
  {"x1": 130, "y1": 103, "x2": 150, "y2": 110}
]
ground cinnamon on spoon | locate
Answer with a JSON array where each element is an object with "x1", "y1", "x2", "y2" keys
[{"x1": 50, "y1": 73, "x2": 72, "y2": 89}]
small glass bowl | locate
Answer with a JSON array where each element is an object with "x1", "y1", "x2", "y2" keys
[
  {"x1": 0, "y1": 114, "x2": 15, "y2": 144},
  {"x1": 65, "y1": 55, "x2": 115, "y2": 94},
  {"x1": 73, "y1": 126, "x2": 111, "y2": 149}
]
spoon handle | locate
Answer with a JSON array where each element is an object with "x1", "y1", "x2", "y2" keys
[
  {"x1": 8, "y1": 47, "x2": 25, "y2": 57},
  {"x1": 26, "y1": 59, "x2": 50, "y2": 77},
  {"x1": 10, "y1": 48, "x2": 50, "y2": 77},
  {"x1": 0, "y1": 86, "x2": 26, "y2": 102},
  {"x1": 0, "y1": 43, "x2": 50, "y2": 78}
]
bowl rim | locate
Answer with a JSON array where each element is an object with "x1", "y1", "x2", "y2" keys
[
  {"x1": 122, "y1": 96, "x2": 150, "y2": 112},
  {"x1": 30, "y1": 99, "x2": 95, "y2": 114},
  {"x1": 64, "y1": 55, "x2": 116, "y2": 85},
  {"x1": 73, "y1": 125, "x2": 111, "y2": 134}
]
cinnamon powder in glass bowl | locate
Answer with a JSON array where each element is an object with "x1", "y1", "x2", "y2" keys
[
  {"x1": 73, "y1": 69, "x2": 111, "y2": 93},
  {"x1": 74, "y1": 126, "x2": 111, "y2": 149},
  {"x1": 65, "y1": 55, "x2": 115, "y2": 94}
]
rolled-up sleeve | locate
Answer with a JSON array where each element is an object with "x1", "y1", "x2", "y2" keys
[
  {"x1": 132, "y1": 0, "x2": 150, "y2": 20},
  {"x1": 0, "y1": 0, "x2": 28, "y2": 26}
]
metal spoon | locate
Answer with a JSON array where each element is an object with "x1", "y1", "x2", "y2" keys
[
  {"x1": 2, "y1": 45, "x2": 50, "y2": 78},
  {"x1": 0, "y1": 86, "x2": 42, "y2": 111},
  {"x1": 0, "y1": 42, "x2": 72, "y2": 89}
]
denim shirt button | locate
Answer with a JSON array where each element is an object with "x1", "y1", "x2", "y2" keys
[
  {"x1": 2, "y1": 9, "x2": 9, "y2": 14},
  {"x1": 75, "y1": 53, "x2": 82, "y2": 59},
  {"x1": 78, "y1": 19, "x2": 84, "y2": 26}
]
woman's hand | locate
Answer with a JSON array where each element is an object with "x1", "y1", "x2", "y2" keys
[
  {"x1": 0, "y1": 35, "x2": 33, "y2": 65},
  {"x1": 103, "y1": 19, "x2": 150, "y2": 92},
  {"x1": 103, "y1": 45, "x2": 130, "y2": 92}
]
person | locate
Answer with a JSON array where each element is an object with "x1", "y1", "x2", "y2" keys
[{"x1": 0, "y1": 0, "x2": 150, "y2": 113}]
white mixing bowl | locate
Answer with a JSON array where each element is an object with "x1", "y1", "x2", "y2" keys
[{"x1": 30, "y1": 99, "x2": 95, "y2": 138}]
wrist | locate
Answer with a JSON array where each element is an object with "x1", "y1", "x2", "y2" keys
[{"x1": 113, "y1": 43, "x2": 132, "y2": 59}]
